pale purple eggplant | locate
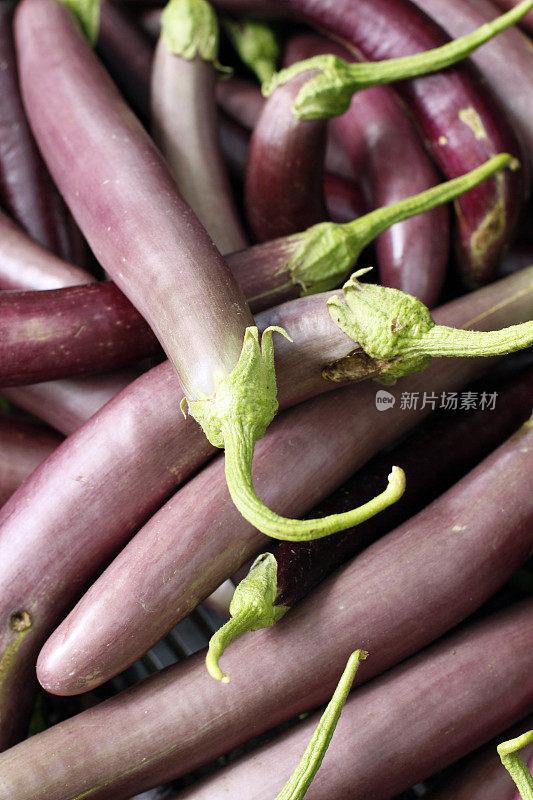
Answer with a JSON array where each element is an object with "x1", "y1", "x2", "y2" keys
[
  {"x1": 278, "y1": 0, "x2": 528, "y2": 286},
  {"x1": 2, "y1": 428, "x2": 533, "y2": 798},
  {"x1": 15, "y1": 0, "x2": 252, "y2": 402},
  {"x1": 151, "y1": 27, "x2": 248, "y2": 253},
  {"x1": 0, "y1": 210, "x2": 92, "y2": 291},
  {"x1": 173, "y1": 601, "x2": 533, "y2": 800},
  {"x1": 35, "y1": 271, "x2": 533, "y2": 696}
]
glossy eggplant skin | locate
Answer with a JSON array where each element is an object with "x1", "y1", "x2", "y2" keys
[
  {"x1": 279, "y1": 0, "x2": 528, "y2": 286},
  {"x1": 410, "y1": 0, "x2": 533, "y2": 171},
  {"x1": 245, "y1": 71, "x2": 328, "y2": 241},
  {"x1": 284, "y1": 33, "x2": 448, "y2": 306},
  {"x1": 0, "y1": 2, "x2": 77, "y2": 259}
]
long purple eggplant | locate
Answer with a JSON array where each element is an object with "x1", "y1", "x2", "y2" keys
[
  {"x1": 2, "y1": 432, "x2": 532, "y2": 800},
  {"x1": 0, "y1": 267, "x2": 530, "y2": 749},
  {"x1": 174, "y1": 601, "x2": 533, "y2": 800},
  {"x1": 278, "y1": 0, "x2": 529, "y2": 286},
  {"x1": 284, "y1": 33, "x2": 448, "y2": 305},
  {"x1": 0, "y1": 416, "x2": 62, "y2": 506},
  {"x1": 35, "y1": 273, "x2": 533, "y2": 695},
  {"x1": 0, "y1": 1, "x2": 78, "y2": 259},
  {"x1": 217, "y1": 76, "x2": 357, "y2": 181},
  {"x1": 0, "y1": 283, "x2": 162, "y2": 385},
  {"x1": 15, "y1": 0, "x2": 252, "y2": 403},
  {"x1": 151, "y1": 4, "x2": 248, "y2": 254},
  {"x1": 245, "y1": 69, "x2": 328, "y2": 240},
  {"x1": 410, "y1": 0, "x2": 533, "y2": 171}
]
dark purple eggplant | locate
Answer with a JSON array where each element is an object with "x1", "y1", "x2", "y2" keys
[
  {"x1": 278, "y1": 0, "x2": 529, "y2": 286},
  {"x1": 97, "y1": 0, "x2": 153, "y2": 124},
  {"x1": 0, "y1": 283, "x2": 163, "y2": 385},
  {"x1": 284, "y1": 32, "x2": 449, "y2": 305},
  {"x1": 0, "y1": 2, "x2": 79, "y2": 259},
  {"x1": 245, "y1": 69, "x2": 328, "y2": 240}
]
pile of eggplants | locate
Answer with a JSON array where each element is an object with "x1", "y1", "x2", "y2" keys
[{"x1": 0, "y1": 0, "x2": 532, "y2": 798}]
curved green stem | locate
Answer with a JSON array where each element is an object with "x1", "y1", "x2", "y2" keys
[
  {"x1": 263, "y1": 0, "x2": 533, "y2": 119},
  {"x1": 59, "y1": 0, "x2": 100, "y2": 45},
  {"x1": 206, "y1": 552, "x2": 288, "y2": 682},
  {"x1": 273, "y1": 650, "x2": 368, "y2": 800},
  {"x1": 224, "y1": 421, "x2": 406, "y2": 541},
  {"x1": 498, "y1": 730, "x2": 533, "y2": 800},
  {"x1": 287, "y1": 154, "x2": 515, "y2": 295}
]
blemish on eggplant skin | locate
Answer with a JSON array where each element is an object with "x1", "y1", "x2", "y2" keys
[
  {"x1": 9, "y1": 610, "x2": 32, "y2": 632},
  {"x1": 438, "y1": 135, "x2": 448, "y2": 146},
  {"x1": 452, "y1": 525, "x2": 466, "y2": 532},
  {"x1": 458, "y1": 107, "x2": 487, "y2": 140}
]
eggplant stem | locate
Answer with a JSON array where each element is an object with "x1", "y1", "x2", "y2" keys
[
  {"x1": 287, "y1": 154, "x2": 515, "y2": 294},
  {"x1": 224, "y1": 421, "x2": 406, "y2": 541},
  {"x1": 273, "y1": 650, "x2": 368, "y2": 800},
  {"x1": 413, "y1": 321, "x2": 533, "y2": 357},
  {"x1": 497, "y1": 730, "x2": 533, "y2": 800},
  {"x1": 206, "y1": 553, "x2": 288, "y2": 682},
  {"x1": 263, "y1": 0, "x2": 533, "y2": 119}
]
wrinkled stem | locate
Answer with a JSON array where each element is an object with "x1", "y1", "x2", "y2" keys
[
  {"x1": 346, "y1": 153, "x2": 516, "y2": 252},
  {"x1": 274, "y1": 650, "x2": 367, "y2": 800},
  {"x1": 498, "y1": 730, "x2": 533, "y2": 800},
  {"x1": 415, "y1": 321, "x2": 533, "y2": 357},
  {"x1": 223, "y1": 422, "x2": 406, "y2": 541},
  {"x1": 206, "y1": 609, "x2": 260, "y2": 683}
]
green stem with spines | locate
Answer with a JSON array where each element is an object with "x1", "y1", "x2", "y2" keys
[
  {"x1": 498, "y1": 730, "x2": 533, "y2": 800},
  {"x1": 262, "y1": 0, "x2": 533, "y2": 119},
  {"x1": 328, "y1": 270, "x2": 533, "y2": 384},
  {"x1": 286, "y1": 153, "x2": 516, "y2": 295},
  {"x1": 223, "y1": 421, "x2": 407, "y2": 541},
  {"x1": 273, "y1": 650, "x2": 367, "y2": 800}
]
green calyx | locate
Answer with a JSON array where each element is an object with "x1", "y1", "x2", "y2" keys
[
  {"x1": 223, "y1": 18, "x2": 279, "y2": 84},
  {"x1": 328, "y1": 270, "x2": 533, "y2": 385},
  {"x1": 285, "y1": 154, "x2": 515, "y2": 295},
  {"x1": 161, "y1": 0, "x2": 229, "y2": 71},
  {"x1": 186, "y1": 325, "x2": 286, "y2": 448},
  {"x1": 497, "y1": 729, "x2": 533, "y2": 800},
  {"x1": 59, "y1": 0, "x2": 100, "y2": 46},
  {"x1": 262, "y1": 0, "x2": 533, "y2": 119},
  {"x1": 205, "y1": 553, "x2": 288, "y2": 682},
  {"x1": 274, "y1": 650, "x2": 368, "y2": 800},
  {"x1": 186, "y1": 325, "x2": 406, "y2": 541}
]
